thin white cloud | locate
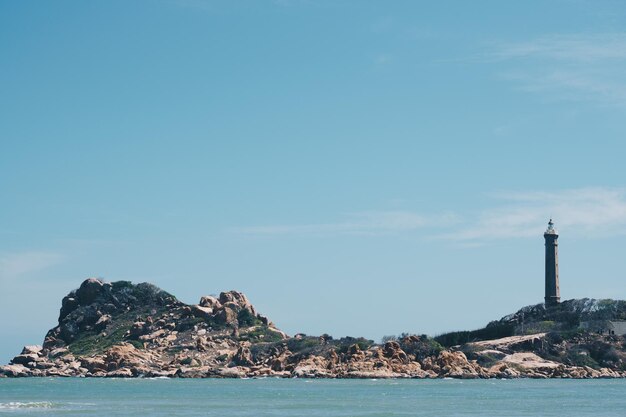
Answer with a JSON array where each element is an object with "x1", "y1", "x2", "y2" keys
[
  {"x1": 0, "y1": 251, "x2": 65, "y2": 282},
  {"x1": 233, "y1": 210, "x2": 458, "y2": 236},
  {"x1": 445, "y1": 187, "x2": 626, "y2": 241},
  {"x1": 234, "y1": 188, "x2": 626, "y2": 242},
  {"x1": 501, "y1": 69, "x2": 626, "y2": 107},
  {"x1": 486, "y1": 33, "x2": 626, "y2": 107},
  {"x1": 491, "y1": 34, "x2": 626, "y2": 62}
]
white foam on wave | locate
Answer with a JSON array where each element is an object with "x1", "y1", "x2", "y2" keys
[{"x1": 0, "y1": 401, "x2": 54, "y2": 409}]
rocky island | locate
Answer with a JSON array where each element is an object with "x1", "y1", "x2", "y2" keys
[{"x1": 2, "y1": 278, "x2": 626, "y2": 379}]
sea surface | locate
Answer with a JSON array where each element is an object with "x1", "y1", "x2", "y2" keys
[{"x1": 0, "y1": 378, "x2": 625, "y2": 416}]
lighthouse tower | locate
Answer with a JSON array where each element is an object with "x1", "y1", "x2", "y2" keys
[{"x1": 544, "y1": 219, "x2": 560, "y2": 306}]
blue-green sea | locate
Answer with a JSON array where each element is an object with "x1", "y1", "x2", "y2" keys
[{"x1": 1, "y1": 378, "x2": 625, "y2": 416}]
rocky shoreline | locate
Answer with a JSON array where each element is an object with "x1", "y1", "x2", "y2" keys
[{"x1": 2, "y1": 279, "x2": 625, "y2": 379}]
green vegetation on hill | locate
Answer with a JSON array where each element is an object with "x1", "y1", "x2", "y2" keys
[
  {"x1": 238, "y1": 326, "x2": 284, "y2": 343},
  {"x1": 5, "y1": 277, "x2": 626, "y2": 379},
  {"x1": 435, "y1": 322, "x2": 515, "y2": 347},
  {"x1": 382, "y1": 334, "x2": 444, "y2": 359},
  {"x1": 435, "y1": 299, "x2": 626, "y2": 347},
  {"x1": 68, "y1": 307, "x2": 160, "y2": 356},
  {"x1": 534, "y1": 331, "x2": 626, "y2": 371}
]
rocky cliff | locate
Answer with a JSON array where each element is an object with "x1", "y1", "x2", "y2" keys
[{"x1": 1, "y1": 278, "x2": 626, "y2": 378}]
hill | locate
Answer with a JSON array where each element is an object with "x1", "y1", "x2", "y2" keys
[{"x1": 435, "y1": 298, "x2": 626, "y2": 346}]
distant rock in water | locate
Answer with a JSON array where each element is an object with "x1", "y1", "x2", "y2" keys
[{"x1": 1, "y1": 278, "x2": 626, "y2": 379}]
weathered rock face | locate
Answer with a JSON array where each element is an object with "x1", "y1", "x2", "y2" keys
[
  {"x1": 1, "y1": 278, "x2": 292, "y2": 378},
  {"x1": 435, "y1": 351, "x2": 486, "y2": 379},
  {"x1": 199, "y1": 296, "x2": 221, "y2": 311},
  {"x1": 2, "y1": 279, "x2": 626, "y2": 379},
  {"x1": 382, "y1": 341, "x2": 409, "y2": 363},
  {"x1": 75, "y1": 278, "x2": 105, "y2": 306},
  {"x1": 232, "y1": 345, "x2": 253, "y2": 367},
  {"x1": 44, "y1": 279, "x2": 180, "y2": 349}
]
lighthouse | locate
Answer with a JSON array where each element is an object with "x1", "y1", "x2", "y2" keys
[{"x1": 544, "y1": 219, "x2": 560, "y2": 306}]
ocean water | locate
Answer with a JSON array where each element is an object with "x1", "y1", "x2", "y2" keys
[{"x1": 0, "y1": 378, "x2": 625, "y2": 416}]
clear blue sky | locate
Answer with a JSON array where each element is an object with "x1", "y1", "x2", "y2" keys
[{"x1": 2, "y1": 0, "x2": 626, "y2": 363}]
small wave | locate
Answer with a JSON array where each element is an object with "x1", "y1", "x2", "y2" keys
[{"x1": 0, "y1": 402, "x2": 54, "y2": 410}]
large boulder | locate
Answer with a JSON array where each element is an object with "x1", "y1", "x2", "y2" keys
[
  {"x1": 436, "y1": 351, "x2": 484, "y2": 379},
  {"x1": 0, "y1": 364, "x2": 31, "y2": 377},
  {"x1": 345, "y1": 344, "x2": 365, "y2": 361},
  {"x1": 292, "y1": 356, "x2": 333, "y2": 378},
  {"x1": 76, "y1": 278, "x2": 105, "y2": 305},
  {"x1": 10, "y1": 353, "x2": 40, "y2": 366},
  {"x1": 21, "y1": 345, "x2": 43, "y2": 355},
  {"x1": 106, "y1": 368, "x2": 134, "y2": 378},
  {"x1": 80, "y1": 357, "x2": 107, "y2": 373},
  {"x1": 382, "y1": 341, "x2": 409, "y2": 364},
  {"x1": 199, "y1": 296, "x2": 222, "y2": 311},
  {"x1": 59, "y1": 295, "x2": 80, "y2": 321},
  {"x1": 219, "y1": 291, "x2": 257, "y2": 316},
  {"x1": 232, "y1": 345, "x2": 254, "y2": 367},
  {"x1": 103, "y1": 343, "x2": 155, "y2": 371},
  {"x1": 190, "y1": 305, "x2": 213, "y2": 320},
  {"x1": 128, "y1": 321, "x2": 149, "y2": 339},
  {"x1": 214, "y1": 306, "x2": 237, "y2": 325}
]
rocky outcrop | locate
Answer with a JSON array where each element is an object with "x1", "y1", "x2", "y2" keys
[
  {"x1": 232, "y1": 345, "x2": 253, "y2": 367},
  {"x1": 435, "y1": 351, "x2": 487, "y2": 379},
  {"x1": 2, "y1": 278, "x2": 626, "y2": 379},
  {"x1": 44, "y1": 279, "x2": 180, "y2": 349},
  {"x1": 463, "y1": 332, "x2": 626, "y2": 379}
]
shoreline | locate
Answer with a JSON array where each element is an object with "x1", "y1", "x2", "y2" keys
[{"x1": 3, "y1": 279, "x2": 626, "y2": 380}]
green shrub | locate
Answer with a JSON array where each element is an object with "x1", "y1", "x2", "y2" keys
[
  {"x1": 237, "y1": 309, "x2": 262, "y2": 327},
  {"x1": 333, "y1": 337, "x2": 373, "y2": 354},
  {"x1": 68, "y1": 324, "x2": 133, "y2": 356},
  {"x1": 128, "y1": 340, "x2": 144, "y2": 350},
  {"x1": 398, "y1": 335, "x2": 443, "y2": 361},
  {"x1": 175, "y1": 317, "x2": 204, "y2": 332},
  {"x1": 239, "y1": 326, "x2": 284, "y2": 343},
  {"x1": 435, "y1": 323, "x2": 515, "y2": 347},
  {"x1": 567, "y1": 353, "x2": 599, "y2": 369},
  {"x1": 112, "y1": 281, "x2": 134, "y2": 290},
  {"x1": 589, "y1": 343, "x2": 620, "y2": 365},
  {"x1": 518, "y1": 320, "x2": 557, "y2": 335},
  {"x1": 287, "y1": 336, "x2": 320, "y2": 353}
]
